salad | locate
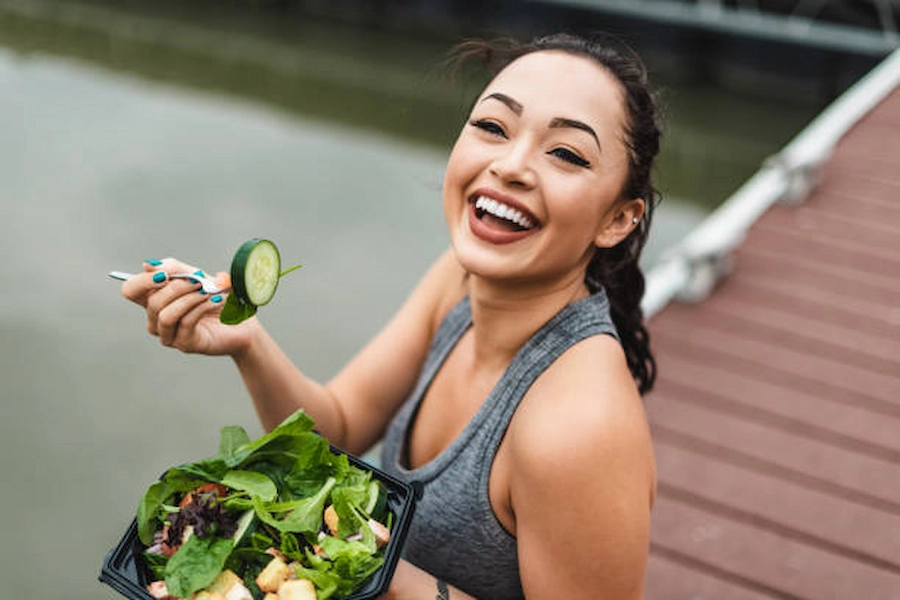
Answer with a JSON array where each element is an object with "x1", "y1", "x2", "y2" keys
[{"x1": 137, "y1": 410, "x2": 394, "y2": 600}]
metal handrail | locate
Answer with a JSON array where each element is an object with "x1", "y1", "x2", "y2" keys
[
  {"x1": 642, "y1": 46, "x2": 900, "y2": 317},
  {"x1": 530, "y1": 0, "x2": 900, "y2": 54}
]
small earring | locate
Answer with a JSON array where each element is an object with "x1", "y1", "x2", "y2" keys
[{"x1": 632, "y1": 217, "x2": 640, "y2": 224}]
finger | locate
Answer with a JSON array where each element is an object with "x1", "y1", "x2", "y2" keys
[
  {"x1": 156, "y1": 287, "x2": 217, "y2": 347},
  {"x1": 178, "y1": 292, "x2": 225, "y2": 331},
  {"x1": 145, "y1": 278, "x2": 204, "y2": 337},
  {"x1": 125, "y1": 258, "x2": 192, "y2": 305},
  {"x1": 140, "y1": 257, "x2": 197, "y2": 274},
  {"x1": 122, "y1": 269, "x2": 171, "y2": 307},
  {"x1": 172, "y1": 294, "x2": 228, "y2": 352},
  {"x1": 140, "y1": 259, "x2": 165, "y2": 273}
]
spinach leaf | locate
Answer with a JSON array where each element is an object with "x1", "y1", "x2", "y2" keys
[
  {"x1": 253, "y1": 477, "x2": 336, "y2": 534},
  {"x1": 221, "y1": 470, "x2": 277, "y2": 502},
  {"x1": 170, "y1": 457, "x2": 229, "y2": 484},
  {"x1": 164, "y1": 534, "x2": 233, "y2": 598},
  {"x1": 225, "y1": 410, "x2": 316, "y2": 468},
  {"x1": 137, "y1": 480, "x2": 174, "y2": 545},
  {"x1": 220, "y1": 294, "x2": 256, "y2": 325},
  {"x1": 219, "y1": 425, "x2": 251, "y2": 463}
]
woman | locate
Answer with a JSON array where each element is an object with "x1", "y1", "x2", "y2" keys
[{"x1": 122, "y1": 33, "x2": 661, "y2": 600}]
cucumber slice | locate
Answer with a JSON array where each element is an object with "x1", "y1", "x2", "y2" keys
[{"x1": 231, "y1": 238, "x2": 281, "y2": 307}]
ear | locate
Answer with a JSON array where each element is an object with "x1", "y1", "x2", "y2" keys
[{"x1": 594, "y1": 198, "x2": 645, "y2": 248}]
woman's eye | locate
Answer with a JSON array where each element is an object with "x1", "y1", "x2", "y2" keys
[
  {"x1": 470, "y1": 119, "x2": 506, "y2": 138},
  {"x1": 549, "y1": 147, "x2": 591, "y2": 168}
]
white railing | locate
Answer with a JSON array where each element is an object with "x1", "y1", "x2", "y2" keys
[{"x1": 641, "y1": 46, "x2": 900, "y2": 317}]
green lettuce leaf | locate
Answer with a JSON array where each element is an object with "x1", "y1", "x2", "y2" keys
[
  {"x1": 319, "y1": 536, "x2": 385, "y2": 596},
  {"x1": 164, "y1": 534, "x2": 233, "y2": 598}
]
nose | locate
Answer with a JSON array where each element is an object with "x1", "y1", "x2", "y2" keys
[{"x1": 489, "y1": 139, "x2": 536, "y2": 188}]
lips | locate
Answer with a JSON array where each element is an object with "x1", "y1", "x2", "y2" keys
[{"x1": 467, "y1": 189, "x2": 540, "y2": 244}]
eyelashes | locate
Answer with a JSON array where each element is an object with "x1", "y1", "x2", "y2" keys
[
  {"x1": 549, "y1": 148, "x2": 590, "y2": 168},
  {"x1": 468, "y1": 119, "x2": 592, "y2": 168},
  {"x1": 471, "y1": 119, "x2": 505, "y2": 138}
]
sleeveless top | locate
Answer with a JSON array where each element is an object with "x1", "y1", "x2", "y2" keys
[{"x1": 380, "y1": 291, "x2": 619, "y2": 599}]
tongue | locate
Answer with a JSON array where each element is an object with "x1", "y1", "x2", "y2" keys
[{"x1": 482, "y1": 213, "x2": 521, "y2": 232}]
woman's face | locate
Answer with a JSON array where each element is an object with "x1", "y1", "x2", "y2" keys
[{"x1": 442, "y1": 50, "x2": 643, "y2": 291}]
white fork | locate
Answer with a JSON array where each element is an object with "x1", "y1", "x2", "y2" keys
[{"x1": 108, "y1": 270, "x2": 228, "y2": 295}]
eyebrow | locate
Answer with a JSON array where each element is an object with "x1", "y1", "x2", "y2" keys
[
  {"x1": 481, "y1": 93, "x2": 602, "y2": 153},
  {"x1": 549, "y1": 117, "x2": 602, "y2": 152},
  {"x1": 481, "y1": 92, "x2": 523, "y2": 115}
]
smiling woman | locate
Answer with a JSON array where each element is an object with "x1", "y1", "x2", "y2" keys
[{"x1": 119, "y1": 32, "x2": 661, "y2": 600}]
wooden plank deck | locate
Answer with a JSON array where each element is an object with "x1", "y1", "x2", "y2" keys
[{"x1": 643, "y1": 86, "x2": 900, "y2": 599}]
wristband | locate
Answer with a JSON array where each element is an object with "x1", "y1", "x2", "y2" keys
[{"x1": 436, "y1": 578, "x2": 449, "y2": 600}]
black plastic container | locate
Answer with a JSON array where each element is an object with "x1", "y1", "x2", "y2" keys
[{"x1": 99, "y1": 449, "x2": 420, "y2": 600}]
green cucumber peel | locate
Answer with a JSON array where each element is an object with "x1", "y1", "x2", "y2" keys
[{"x1": 219, "y1": 238, "x2": 301, "y2": 325}]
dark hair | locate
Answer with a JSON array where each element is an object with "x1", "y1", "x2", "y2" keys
[{"x1": 449, "y1": 33, "x2": 661, "y2": 394}]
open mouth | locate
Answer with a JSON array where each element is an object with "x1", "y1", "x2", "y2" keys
[{"x1": 472, "y1": 195, "x2": 538, "y2": 232}]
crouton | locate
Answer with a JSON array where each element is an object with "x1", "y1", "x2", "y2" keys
[
  {"x1": 223, "y1": 584, "x2": 253, "y2": 600},
  {"x1": 263, "y1": 595, "x2": 279, "y2": 600},
  {"x1": 277, "y1": 579, "x2": 317, "y2": 600},
  {"x1": 206, "y1": 570, "x2": 253, "y2": 600},
  {"x1": 207, "y1": 570, "x2": 243, "y2": 595},
  {"x1": 256, "y1": 555, "x2": 292, "y2": 593},
  {"x1": 323, "y1": 504, "x2": 340, "y2": 536}
]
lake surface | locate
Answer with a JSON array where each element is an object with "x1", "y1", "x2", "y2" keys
[{"x1": 0, "y1": 3, "x2": 825, "y2": 598}]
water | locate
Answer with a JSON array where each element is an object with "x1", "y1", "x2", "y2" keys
[{"x1": 1, "y1": 3, "x2": 823, "y2": 598}]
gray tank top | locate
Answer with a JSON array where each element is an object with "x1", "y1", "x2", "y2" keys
[{"x1": 380, "y1": 291, "x2": 619, "y2": 599}]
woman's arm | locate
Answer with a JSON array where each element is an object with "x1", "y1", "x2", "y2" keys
[
  {"x1": 381, "y1": 560, "x2": 477, "y2": 600},
  {"x1": 123, "y1": 250, "x2": 465, "y2": 454},
  {"x1": 509, "y1": 334, "x2": 656, "y2": 599},
  {"x1": 226, "y1": 248, "x2": 467, "y2": 453}
]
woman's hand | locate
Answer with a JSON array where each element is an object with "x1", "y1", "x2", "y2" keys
[{"x1": 120, "y1": 258, "x2": 259, "y2": 356}]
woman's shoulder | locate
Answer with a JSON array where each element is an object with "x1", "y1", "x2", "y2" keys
[{"x1": 511, "y1": 332, "x2": 655, "y2": 490}]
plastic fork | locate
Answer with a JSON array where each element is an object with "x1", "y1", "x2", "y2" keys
[{"x1": 108, "y1": 270, "x2": 229, "y2": 295}]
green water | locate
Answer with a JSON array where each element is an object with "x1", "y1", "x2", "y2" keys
[{"x1": 0, "y1": 2, "x2": 824, "y2": 598}]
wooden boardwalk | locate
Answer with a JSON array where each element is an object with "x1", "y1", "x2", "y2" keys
[{"x1": 643, "y1": 86, "x2": 900, "y2": 599}]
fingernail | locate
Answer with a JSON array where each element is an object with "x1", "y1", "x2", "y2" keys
[
  {"x1": 210, "y1": 295, "x2": 223, "y2": 303},
  {"x1": 145, "y1": 259, "x2": 163, "y2": 266},
  {"x1": 153, "y1": 272, "x2": 167, "y2": 284},
  {"x1": 198, "y1": 289, "x2": 207, "y2": 295},
  {"x1": 193, "y1": 269, "x2": 206, "y2": 277}
]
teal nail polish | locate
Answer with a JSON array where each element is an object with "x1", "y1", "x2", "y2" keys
[
  {"x1": 210, "y1": 295, "x2": 223, "y2": 303},
  {"x1": 152, "y1": 272, "x2": 166, "y2": 284},
  {"x1": 145, "y1": 259, "x2": 163, "y2": 266},
  {"x1": 198, "y1": 289, "x2": 207, "y2": 295},
  {"x1": 193, "y1": 269, "x2": 205, "y2": 277}
]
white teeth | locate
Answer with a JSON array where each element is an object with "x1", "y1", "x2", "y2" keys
[{"x1": 474, "y1": 196, "x2": 534, "y2": 229}]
